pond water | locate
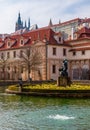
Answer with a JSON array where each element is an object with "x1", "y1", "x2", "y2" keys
[{"x1": 0, "y1": 87, "x2": 90, "y2": 130}]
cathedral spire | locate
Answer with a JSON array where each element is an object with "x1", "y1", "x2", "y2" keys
[
  {"x1": 15, "y1": 12, "x2": 31, "y2": 32},
  {"x1": 25, "y1": 20, "x2": 27, "y2": 28},
  {"x1": 28, "y1": 18, "x2": 30, "y2": 29},
  {"x1": 18, "y1": 12, "x2": 22, "y2": 25},
  {"x1": 15, "y1": 12, "x2": 23, "y2": 31},
  {"x1": 59, "y1": 19, "x2": 61, "y2": 24}
]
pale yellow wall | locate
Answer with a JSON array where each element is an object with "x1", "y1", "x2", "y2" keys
[{"x1": 68, "y1": 50, "x2": 90, "y2": 60}]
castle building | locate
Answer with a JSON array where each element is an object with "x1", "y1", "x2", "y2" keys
[
  {"x1": 0, "y1": 17, "x2": 90, "y2": 81},
  {"x1": 15, "y1": 12, "x2": 30, "y2": 31}
]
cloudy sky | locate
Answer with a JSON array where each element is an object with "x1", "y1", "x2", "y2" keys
[{"x1": 0, "y1": 0, "x2": 90, "y2": 34}]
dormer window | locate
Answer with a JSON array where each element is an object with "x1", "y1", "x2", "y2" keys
[
  {"x1": 59, "y1": 37, "x2": 61, "y2": 42},
  {"x1": 21, "y1": 39, "x2": 24, "y2": 45},
  {"x1": 8, "y1": 42, "x2": 10, "y2": 47}
]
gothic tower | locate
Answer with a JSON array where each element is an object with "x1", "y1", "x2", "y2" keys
[
  {"x1": 28, "y1": 18, "x2": 30, "y2": 30},
  {"x1": 15, "y1": 13, "x2": 31, "y2": 32},
  {"x1": 15, "y1": 12, "x2": 23, "y2": 31}
]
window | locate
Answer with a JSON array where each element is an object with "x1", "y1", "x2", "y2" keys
[
  {"x1": 63, "y1": 48, "x2": 66, "y2": 56},
  {"x1": 73, "y1": 51, "x2": 76, "y2": 56},
  {"x1": 59, "y1": 37, "x2": 61, "y2": 42},
  {"x1": 7, "y1": 52, "x2": 10, "y2": 58},
  {"x1": 13, "y1": 51, "x2": 16, "y2": 58},
  {"x1": 20, "y1": 50, "x2": 23, "y2": 57},
  {"x1": 82, "y1": 50, "x2": 85, "y2": 55},
  {"x1": 21, "y1": 40, "x2": 24, "y2": 45},
  {"x1": 8, "y1": 42, "x2": 10, "y2": 47},
  {"x1": 1, "y1": 53, "x2": 4, "y2": 59},
  {"x1": 52, "y1": 65, "x2": 56, "y2": 74},
  {"x1": 53, "y1": 47, "x2": 56, "y2": 55}
]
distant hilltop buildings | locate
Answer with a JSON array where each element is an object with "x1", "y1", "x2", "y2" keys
[
  {"x1": 15, "y1": 12, "x2": 30, "y2": 31},
  {"x1": 14, "y1": 13, "x2": 90, "y2": 41},
  {"x1": 14, "y1": 12, "x2": 38, "y2": 35},
  {"x1": 0, "y1": 13, "x2": 90, "y2": 81}
]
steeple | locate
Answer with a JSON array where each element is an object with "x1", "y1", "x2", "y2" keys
[
  {"x1": 48, "y1": 18, "x2": 53, "y2": 26},
  {"x1": 59, "y1": 19, "x2": 61, "y2": 24},
  {"x1": 18, "y1": 12, "x2": 22, "y2": 25},
  {"x1": 28, "y1": 18, "x2": 30, "y2": 29},
  {"x1": 25, "y1": 20, "x2": 27, "y2": 28},
  {"x1": 15, "y1": 12, "x2": 31, "y2": 32},
  {"x1": 15, "y1": 12, "x2": 23, "y2": 31}
]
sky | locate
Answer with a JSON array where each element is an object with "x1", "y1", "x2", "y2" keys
[{"x1": 0, "y1": 0, "x2": 90, "y2": 34}]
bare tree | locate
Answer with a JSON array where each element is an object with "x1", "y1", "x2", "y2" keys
[
  {"x1": 0, "y1": 52, "x2": 8, "y2": 80},
  {"x1": 18, "y1": 46, "x2": 42, "y2": 80}
]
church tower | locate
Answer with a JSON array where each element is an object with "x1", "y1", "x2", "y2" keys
[
  {"x1": 28, "y1": 18, "x2": 30, "y2": 30},
  {"x1": 15, "y1": 12, "x2": 32, "y2": 32},
  {"x1": 15, "y1": 12, "x2": 23, "y2": 31}
]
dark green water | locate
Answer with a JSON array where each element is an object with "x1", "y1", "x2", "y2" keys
[{"x1": 0, "y1": 87, "x2": 90, "y2": 130}]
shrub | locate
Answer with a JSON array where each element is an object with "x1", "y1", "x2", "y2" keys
[{"x1": 8, "y1": 85, "x2": 19, "y2": 91}]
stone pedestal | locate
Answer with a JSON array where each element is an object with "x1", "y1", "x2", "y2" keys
[{"x1": 57, "y1": 76, "x2": 71, "y2": 87}]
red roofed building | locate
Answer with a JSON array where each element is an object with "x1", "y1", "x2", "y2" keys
[
  {"x1": 0, "y1": 17, "x2": 90, "y2": 81},
  {"x1": 0, "y1": 27, "x2": 64, "y2": 80}
]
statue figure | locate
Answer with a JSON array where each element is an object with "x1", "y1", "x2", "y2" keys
[
  {"x1": 58, "y1": 59, "x2": 71, "y2": 86},
  {"x1": 59, "y1": 59, "x2": 68, "y2": 77}
]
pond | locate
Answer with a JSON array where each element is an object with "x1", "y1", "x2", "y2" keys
[{"x1": 0, "y1": 87, "x2": 90, "y2": 130}]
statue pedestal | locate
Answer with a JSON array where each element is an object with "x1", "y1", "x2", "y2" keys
[{"x1": 57, "y1": 76, "x2": 71, "y2": 87}]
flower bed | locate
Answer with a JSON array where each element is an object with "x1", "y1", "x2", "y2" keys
[
  {"x1": 7, "y1": 83, "x2": 90, "y2": 91},
  {"x1": 5, "y1": 83, "x2": 90, "y2": 98}
]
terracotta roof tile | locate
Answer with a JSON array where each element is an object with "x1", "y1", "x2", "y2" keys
[
  {"x1": 75, "y1": 27, "x2": 90, "y2": 38},
  {"x1": 0, "y1": 28, "x2": 58, "y2": 50}
]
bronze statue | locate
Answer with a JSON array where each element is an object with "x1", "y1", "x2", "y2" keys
[{"x1": 59, "y1": 59, "x2": 68, "y2": 77}]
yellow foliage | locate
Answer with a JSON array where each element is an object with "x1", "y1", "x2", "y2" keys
[
  {"x1": 7, "y1": 83, "x2": 90, "y2": 91},
  {"x1": 8, "y1": 85, "x2": 19, "y2": 91}
]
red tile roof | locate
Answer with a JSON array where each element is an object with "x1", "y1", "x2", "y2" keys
[
  {"x1": 75, "y1": 27, "x2": 90, "y2": 38},
  {"x1": 0, "y1": 28, "x2": 58, "y2": 50},
  {"x1": 50, "y1": 18, "x2": 81, "y2": 27}
]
